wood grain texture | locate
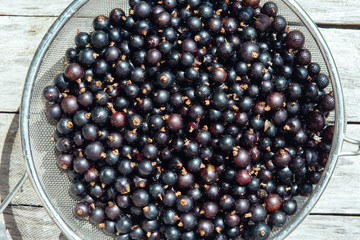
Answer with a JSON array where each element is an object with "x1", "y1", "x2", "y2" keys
[
  {"x1": 297, "y1": 0, "x2": 359, "y2": 25},
  {"x1": 1, "y1": 17, "x2": 360, "y2": 118},
  {"x1": 320, "y1": 28, "x2": 360, "y2": 122},
  {"x1": 288, "y1": 215, "x2": 360, "y2": 240},
  {"x1": 0, "y1": 114, "x2": 43, "y2": 206},
  {"x1": 0, "y1": 112, "x2": 360, "y2": 211},
  {"x1": 0, "y1": 0, "x2": 73, "y2": 16},
  {"x1": 1, "y1": 207, "x2": 360, "y2": 240},
  {"x1": 0, "y1": 0, "x2": 358, "y2": 25},
  {"x1": 0, "y1": 16, "x2": 55, "y2": 113},
  {"x1": 1, "y1": 206, "x2": 61, "y2": 240},
  {"x1": 312, "y1": 126, "x2": 360, "y2": 214}
]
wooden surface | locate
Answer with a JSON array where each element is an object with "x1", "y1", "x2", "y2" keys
[{"x1": 0, "y1": 0, "x2": 359, "y2": 239}]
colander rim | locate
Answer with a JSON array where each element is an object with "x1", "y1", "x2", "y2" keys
[{"x1": 20, "y1": 0, "x2": 346, "y2": 239}]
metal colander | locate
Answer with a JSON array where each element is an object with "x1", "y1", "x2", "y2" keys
[{"x1": 6, "y1": 0, "x2": 349, "y2": 239}]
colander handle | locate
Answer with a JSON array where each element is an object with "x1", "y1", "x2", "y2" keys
[
  {"x1": 0, "y1": 172, "x2": 28, "y2": 214},
  {"x1": 339, "y1": 136, "x2": 360, "y2": 156}
]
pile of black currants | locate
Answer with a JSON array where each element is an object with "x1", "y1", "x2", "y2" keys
[{"x1": 43, "y1": 0, "x2": 335, "y2": 239}]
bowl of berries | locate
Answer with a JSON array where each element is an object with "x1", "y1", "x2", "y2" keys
[{"x1": 11, "y1": 0, "x2": 352, "y2": 239}]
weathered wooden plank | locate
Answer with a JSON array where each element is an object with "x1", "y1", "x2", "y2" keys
[
  {"x1": 1, "y1": 205, "x2": 360, "y2": 239},
  {"x1": 0, "y1": 0, "x2": 358, "y2": 25},
  {"x1": 320, "y1": 28, "x2": 360, "y2": 123},
  {"x1": 297, "y1": 0, "x2": 360, "y2": 25},
  {"x1": 0, "y1": 16, "x2": 55, "y2": 113},
  {"x1": 288, "y1": 215, "x2": 360, "y2": 240},
  {"x1": 1, "y1": 17, "x2": 359, "y2": 121},
  {"x1": 311, "y1": 125, "x2": 360, "y2": 214},
  {"x1": 0, "y1": 113, "x2": 43, "y2": 206},
  {"x1": 0, "y1": 0, "x2": 73, "y2": 16},
  {"x1": 1, "y1": 111, "x2": 360, "y2": 214},
  {"x1": 1, "y1": 206, "x2": 61, "y2": 240}
]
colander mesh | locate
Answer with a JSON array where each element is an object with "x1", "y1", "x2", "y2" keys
[{"x1": 26, "y1": 0, "x2": 333, "y2": 239}]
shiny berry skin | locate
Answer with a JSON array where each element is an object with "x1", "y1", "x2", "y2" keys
[
  {"x1": 269, "y1": 210, "x2": 286, "y2": 227},
  {"x1": 320, "y1": 94, "x2": 335, "y2": 111},
  {"x1": 89, "y1": 206, "x2": 105, "y2": 224},
  {"x1": 265, "y1": 193, "x2": 283, "y2": 212},
  {"x1": 111, "y1": 112, "x2": 126, "y2": 128},
  {"x1": 166, "y1": 113, "x2": 183, "y2": 131},
  {"x1": 282, "y1": 199, "x2": 297, "y2": 215},
  {"x1": 235, "y1": 198, "x2": 251, "y2": 214},
  {"x1": 176, "y1": 195, "x2": 194, "y2": 213},
  {"x1": 65, "y1": 63, "x2": 84, "y2": 81},
  {"x1": 133, "y1": 1, "x2": 151, "y2": 19},
  {"x1": 93, "y1": 15, "x2": 110, "y2": 30},
  {"x1": 222, "y1": 18, "x2": 238, "y2": 34},
  {"x1": 200, "y1": 164, "x2": 218, "y2": 184},
  {"x1": 211, "y1": 67, "x2": 227, "y2": 84},
  {"x1": 161, "y1": 171, "x2": 178, "y2": 186},
  {"x1": 200, "y1": 202, "x2": 219, "y2": 219},
  {"x1": 224, "y1": 212, "x2": 240, "y2": 228},
  {"x1": 255, "y1": 14, "x2": 271, "y2": 32},
  {"x1": 236, "y1": 169, "x2": 251, "y2": 185},
  {"x1": 61, "y1": 95, "x2": 79, "y2": 115},
  {"x1": 273, "y1": 149, "x2": 291, "y2": 167},
  {"x1": 73, "y1": 202, "x2": 90, "y2": 219},
  {"x1": 181, "y1": 39, "x2": 197, "y2": 54},
  {"x1": 75, "y1": 32, "x2": 90, "y2": 49},
  {"x1": 197, "y1": 219, "x2": 214, "y2": 237},
  {"x1": 143, "y1": 203, "x2": 160, "y2": 220},
  {"x1": 262, "y1": 2, "x2": 278, "y2": 17},
  {"x1": 267, "y1": 92, "x2": 284, "y2": 110},
  {"x1": 250, "y1": 204, "x2": 267, "y2": 222},
  {"x1": 84, "y1": 141, "x2": 105, "y2": 161},
  {"x1": 114, "y1": 60, "x2": 131, "y2": 78},
  {"x1": 43, "y1": 85, "x2": 60, "y2": 102},
  {"x1": 295, "y1": 48, "x2": 312, "y2": 65},
  {"x1": 116, "y1": 215, "x2": 132, "y2": 234},
  {"x1": 147, "y1": 48, "x2": 162, "y2": 65},
  {"x1": 91, "y1": 30, "x2": 109, "y2": 49},
  {"x1": 218, "y1": 135, "x2": 235, "y2": 152},
  {"x1": 286, "y1": 30, "x2": 305, "y2": 49},
  {"x1": 132, "y1": 189, "x2": 150, "y2": 207},
  {"x1": 73, "y1": 157, "x2": 91, "y2": 174},
  {"x1": 162, "y1": 208, "x2": 179, "y2": 225},
  {"x1": 105, "y1": 202, "x2": 121, "y2": 220},
  {"x1": 178, "y1": 172, "x2": 195, "y2": 189},
  {"x1": 56, "y1": 137, "x2": 72, "y2": 152},
  {"x1": 243, "y1": 0, "x2": 260, "y2": 7},
  {"x1": 115, "y1": 177, "x2": 132, "y2": 194},
  {"x1": 251, "y1": 222, "x2": 271, "y2": 240},
  {"x1": 308, "y1": 62, "x2": 321, "y2": 76},
  {"x1": 84, "y1": 168, "x2": 99, "y2": 183},
  {"x1": 57, "y1": 154, "x2": 73, "y2": 170},
  {"x1": 314, "y1": 74, "x2": 330, "y2": 90},
  {"x1": 91, "y1": 106, "x2": 109, "y2": 125},
  {"x1": 100, "y1": 166, "x2": 117, "y2": 185},
  {"x1": 307, "y1": 111, "x2": 326, "y2": 132},
  {"x1": 179, "y1": 212, "x2": 197, "y2": 231},
  {"x1": 239, "y1": 41, "x2": 260, "y2": 62},
  {"x1": 219, "y1": 195, "x2": 235, "y2": 210},
  {"x1": 142, "y1": 144, "x2": 158, "y2": 159},
  {"x1": 212, "y1": 91, "x2": 229, "y2": 110},
  {"x1": 164, "y1": 226, "x2": 181, "y2": 240}
]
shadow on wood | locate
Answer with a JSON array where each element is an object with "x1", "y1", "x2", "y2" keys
[{"x1": 0, "y1": 114, "x2": 23, "y2": 239}]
